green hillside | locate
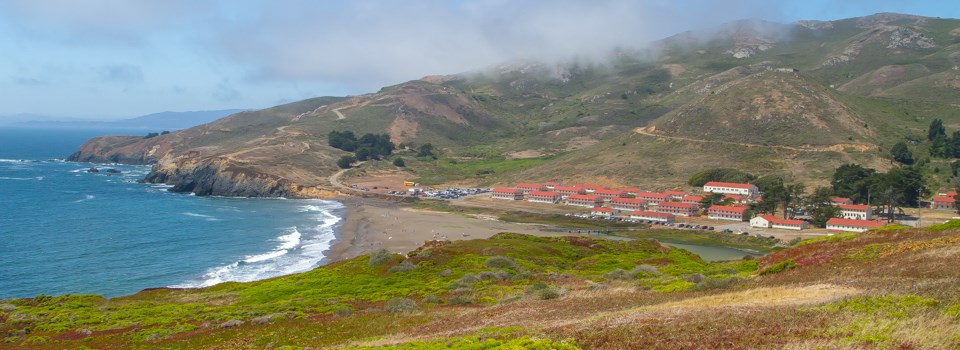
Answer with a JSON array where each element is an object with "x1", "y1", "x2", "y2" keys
[
  {"x1": 69, "y1": 13, "x2": 960, "y2": 194},
  {"x1": 3, "y1": 226, "x2": 960, "y2": 348}
]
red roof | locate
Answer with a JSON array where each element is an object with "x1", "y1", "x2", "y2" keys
[
  {"x1": 528, "y1": 190, "x2": 559, "y2": 197},
  {"x1": 629, "y1": 210, "x2": 674, "y2": 218},
  {"x1": 491, "y1": 187, "x2": 520, "y2": 193},
  {"x1": 838, "y1": 204, "x2": 870, "y2": 211},
  {"x1": 516, "y1": 183, "x2": 543, "y2": 189},
  {"x1": 826, "y1": 218, "x2": 885, "y2": 228},
  {"x1": 591, "y1": 207, "x2": 613, "y2": 212},
  {"x1": 636, "y1": 192, "x2": 667, "y2": 199},
  {"x1": 658, "y1": 201, "x2": 698, "y2": 209},
  {"x1": 723, "y1": 194, "x2": 745, "y2": 200},
  {"x1": 758, "y1": 215, "x2": 805, "y2": 226},
  {"x1": 682, "y1": 195, "x2": 703, "y2": 202},
  {"x1": 704, "y1": 181, "x2": 755, "y2": 189},
  {"x1": 831, "y1": 197, "x2": 852, "y2": 203},
  {"x1": 611, "y1": 198, "x2": 647, "y2": 205},
  {"x1": 554, "y1": 186, "x2": 583, "y2": 192},
  {"x1": 709, "y1": 205, "x2": 748, "y2": 213},
  {"x1": 568, "y1": 194, "x2": 601, "y2": 201},
  {"x1": 933, "y1": 196, "x2": 956, "y2": 203},
  {"x1": 947, "y1": 191, "x2": 958, "y2": 197},
  {"x1": 594, "y1": 189, "x2": 626, "y2": 196}
]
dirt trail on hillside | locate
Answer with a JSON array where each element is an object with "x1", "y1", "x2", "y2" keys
[{"x1": 634, "y1": 126, "x2": 876, "y2": 152}]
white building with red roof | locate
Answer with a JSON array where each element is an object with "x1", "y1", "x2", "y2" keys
[
  {"x1": 527, "y1": 191, "x2": 561, "y2": 204},
  {"x1": 611, "y1": 198, "x2": 647, "y2": 211},
  {"x1": 831, "y1": 197, "x2": 853, "y2": 205},
  {"x1": 838, "y1": 204, "x2": 872, "y2": 220},
  {"x1": 681, "y1": 195, "x2": 703, "y2": 206},
  {"x1": 491, "y1": 187, "x2": 523, "y2": 200},
  {"x1": 515, "y1": 183, "x2": 545, "y2": 194},
  {"x1": 566, "y1": 194, "x2": 604, "y2": 208},
  {"x1": 750, "y1": 215, "x2": 808, "y2": 230},
  {"x1": 629, "y1": 210, "x2": 675, "y2": 223},
  {"x1": 657, "y1": 201, "x2": 699, "y2": 217},
  {"x1": 635, "y1": 192, "x2": 668, "y2": 206},
  {"x1": 826, "y1": 218, "x2": 885, "y2": 233},
  {"x1": 663, "y1": 190, "x2": 686, "y2": 201},
  {"x1": 703, "y1": 181, "x2": 759, "y2": 196},
  {"x1": 933, "y1": 195, "x2": 956, "y2": 210},
  {"x1": 593, "y1": 189, "x2": 629, "y2": 201},
  {"x1": 620, "y1": 187, "x2": 641, "y2": 195},
  {"x1": 542, "y1": 182, "x2": 562, "y2": 190},
  {"x1": 708, "y1": 205, "x2": 749, "y2": 221},
  {"x1": 554, "y1": 186, "x2": 586, "y2": 198},
  {"x1": 575, "y1": 184, "x2": 606, "y2": 193},
  {"x1": 591, "y1": 207, "x2": 614, "y2": 217}
]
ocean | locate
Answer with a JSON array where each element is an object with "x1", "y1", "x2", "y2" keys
[{"x1": 0, "y1": 127, "x2": 344, "y2": 298}]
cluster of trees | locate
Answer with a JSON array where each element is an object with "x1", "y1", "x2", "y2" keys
[
  {"x1": 927, "y1": 119, "x2": 960, "y2": 159},
  {"x1": 830, "y1": 164, "x2": 925, "y2": 221},
  {"x1": 143, "y1": 131, "x2": 171, "y2": 139},
  {"x1": 328, "y1": 131, "x2": 395, "y2": 162}
]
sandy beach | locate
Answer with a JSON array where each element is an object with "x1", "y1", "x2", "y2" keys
[{"x1": 324, "y1": 197, "x2": 573, "y2": 262}]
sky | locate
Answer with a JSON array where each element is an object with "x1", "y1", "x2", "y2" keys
[{"x1": 1, "y1": 0, "x2": 957, "y2": 120}]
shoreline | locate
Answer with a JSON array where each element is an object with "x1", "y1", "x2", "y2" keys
[{"x1": 322, "y1": 197, "x2": 575, "y2": 264}]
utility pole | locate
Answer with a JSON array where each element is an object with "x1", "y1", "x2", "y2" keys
[{"x1": 917, "y1": 187, "x2": 922, "y2": 228}]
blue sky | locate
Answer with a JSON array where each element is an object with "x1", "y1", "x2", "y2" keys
[{"x1": 1, "y1": 0, "x2": 957, "y2": 120}]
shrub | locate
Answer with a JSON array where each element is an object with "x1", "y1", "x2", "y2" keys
[
  {"x1": 693, "y1": 276, "x2": 743, "y2": 291},
  {"x1": 683, "y1": 273, "x2": 706, "y2": 283},
  {"x1": 458, "y1": 273, "x2": 481, "y2": 284},
  {"x1": 392, "y1": 158, "x2": 406, "y2": 167},
  {"x1": 527, "y1": 283, "x2": 562, "y2": 300},
  {"x1": 384, "y1": 298, "x2": 418, "y2": 313},
  {"x1": 511, "y1": 272, "x2": 533, "y2": 281},
  {"x1": 604, "y1": 268, "x2": 631, "y2": 280},
  {"x1": 759, "y1": 259, "x2": 797, "y2": 275},
  {"x1": 333, "y1": 306, "x2": 353, "y2": 317},
  {"x1": 632, "y1": 264, "x2": 660, "y2": 275},
  {"x1": 485, "y1": 256, "x2": 518, "y2": 269},
  {"x1": 479, "y1": 270, "x2": 511, "y2": 281},
  {"x1": 422, "y1": 294, "x2": 442, "y2": 304},
  {"x1": 388, "y1": 260, "x2": 417, "y2": 273},
  {"x1": 437, "y1": 269, "x2": 452, "y2": 277},
  {"x1": 368, "y1": 249, "x2": 392, "y2": 266},
  {"x1": 448, "y1": 295, "x2": 473, "y2": 305},
  {"x1": 336, "y1": 155, "x2": 356, "y2": 169}
]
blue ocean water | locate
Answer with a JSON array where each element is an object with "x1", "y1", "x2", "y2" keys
[{"x1": 0, "y1": 127, "x2": 344, "y2": 298}]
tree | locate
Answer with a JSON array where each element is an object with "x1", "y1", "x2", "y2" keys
[
  {"x1": 783, "y1": 183, "x2": 807, "y2": 219},
  {"x1": 144, "y1": 132, "x2": 159, "y2": 139},
  {"x1": 869, "y1": 167, "x2": 925, "y2": 222},
  {"x1": 806, "y1": 186, "x2": 834, "y2": 209},
  {"x1": 160, "y1": 130, "x2": 171, "y2": 135},
  {"x1": 949, "y1": 131, "x2": 960, "y2": 158},
  {"x1": 930, "y1": 135, "x2": 948, "y2": 158},
  {"x1": 336, "y1": 155, "x2": 356, "y2": 169},
  {"x1": 928, "y1": 118, "x2": 946, "y2": 141},
  {"x1": 757, "y1": 180, "x2": 784, "y2": 215},
  {"x1": 355, "y1": 148, "x2": 371, "y2": 162},
  {"x1": 832, "y1": 164, "x2": 876, "y2": 203},
  {"x1": 418, "y1": 143, "x2": 436, "y2": 158},
  {"x1": 393, "y1": 157, "x2": 406, "y2": 167},
  {"x1": 811, "y1": 205, "x2": 841, "y2": 228},
  {"x1": 751, "y1": 175, "x2": 784, "y2": 193},
  {"x1": 890, "y1": 141, "x2": 914, "y2": 165}
]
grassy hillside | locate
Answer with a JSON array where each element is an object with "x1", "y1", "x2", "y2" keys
[
  {"x1": 74, "y1": 13, "x2": 960, "y2": 192},
  {"x1": 3, "y1": 225, "x2": 960, "y2": 348}
]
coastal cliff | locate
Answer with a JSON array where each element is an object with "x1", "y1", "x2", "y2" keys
[
  {"x1": 143, "y1": 157, "x2": 339, "y2": 198},
  {"x1": 66, "y1": 135, "x2": 170, "y2": 165}
]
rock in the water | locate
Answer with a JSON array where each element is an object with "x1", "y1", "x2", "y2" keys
[
  {"x1": 104, "y1": 168, "x2": 122, "y2": 174},
  {"x1": 87, "y1": 167, "x2": 100, "y2": 173}
]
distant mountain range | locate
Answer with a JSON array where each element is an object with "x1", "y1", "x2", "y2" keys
[{"x1": 4, "y1": 109, "x2": 245, "y2": 130}]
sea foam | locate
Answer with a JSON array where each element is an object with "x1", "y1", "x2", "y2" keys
[{"x1": 172, "y1": 200, "x2": 343, "y2": 288}]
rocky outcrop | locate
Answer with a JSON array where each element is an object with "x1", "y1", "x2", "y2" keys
[
  {"x1": 143, "y1": 157, "x2": 340, "y2": 198},
  {"x1": 67, "y1": 135, "x2": 173, "y2": 165}
]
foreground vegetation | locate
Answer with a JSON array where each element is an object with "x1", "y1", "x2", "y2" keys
[{"x1": 3, "y1": 222, "x2": 960, "y2": 348}]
